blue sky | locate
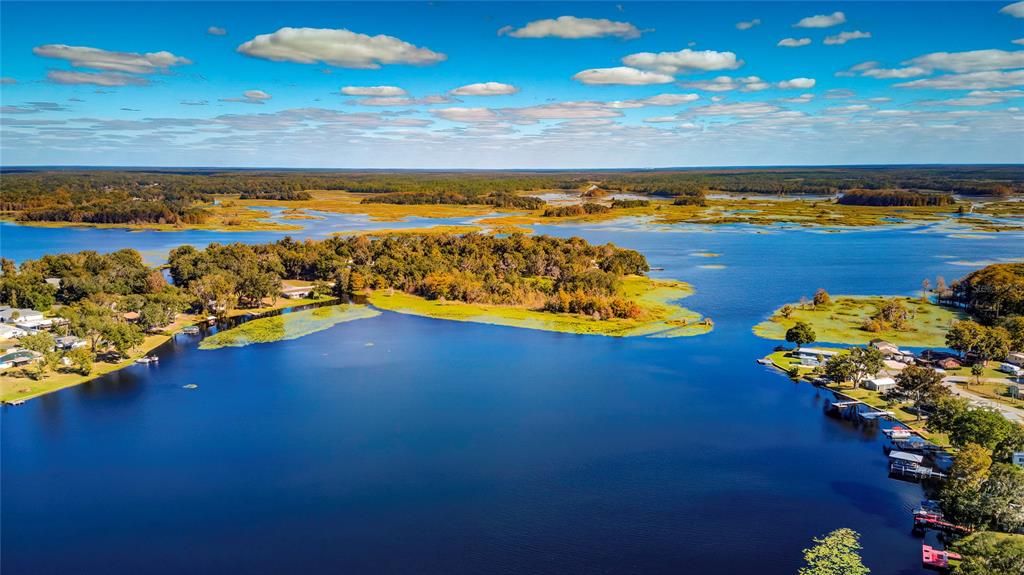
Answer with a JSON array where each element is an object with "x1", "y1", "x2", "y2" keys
[{"x1": 1, "y1": 1, "x2": 1023, "y2": 168}]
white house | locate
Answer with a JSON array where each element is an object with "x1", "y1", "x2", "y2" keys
[
  {"x1": 1013, "y1": 452, "x2": 1024, "y2": 469},
  {"x1": 864, "y1": 376, "x2": 897, "y2": 392},
  {"x1": 0, "y1": 306, "x2": 44, "y2": 325},
  {"x1": 0, "y1": 324, "x2": 27, "y2": 339},
  {"x1": 1007, "y1": 352, "x2": 1024, "y2": 368}
]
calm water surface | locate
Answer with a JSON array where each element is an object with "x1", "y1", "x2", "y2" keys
[{"x1": 2, "y1": 217, "x2": 1023, "y2": 574}]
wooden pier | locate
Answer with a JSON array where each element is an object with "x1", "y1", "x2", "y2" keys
[{"x1": 890, "y1": 461, "x2": 947, "y2": 481}]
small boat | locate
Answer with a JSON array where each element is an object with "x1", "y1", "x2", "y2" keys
[
  {"x1": 922, "y1": 544, "x2": 962, "y2": 571},
  {"x1": 182, "y1": 384, "x2": 198, "y2": 390},
  {"x1": 756, "y1": 358, "x2": 772, "y2": 365},
  {"x1": 883, "y1": 426, "x2": 913, "y2": 440},
  {"x1": 136, "y1": 356, "x2": 159, "y2": 364},
  {"x1": 181, "y1": 326, "x2": 200, "y2": 335},
  {"x1": 3, "y1": 399, "x2": 26, "y2": 406}
]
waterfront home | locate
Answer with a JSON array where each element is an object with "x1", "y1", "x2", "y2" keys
[
  {"x1": 122, "y1": 311, "x2": 141, "y2": 323},
  {"x1": 792, "y1": 347, "x2": 838, "y2": 360},
  {"x1": 870, "y1": 339, "x2": 900, "y2": 357},
  {"x1": 54, "y1": 335, "x2": 87, "y2": 350},
  {"x1": 0, "y1": 306, "x2": 44, "y2": 325},
  {"x1": 864, "y1": 376, "x2": 897, "y2": 392},
  {"x1": 0, "y1": 349, "x2": 43, "y2": 370},
  {"x1": 281, "y1": 281, "x2": 315, "y2": 299},
  {"x1": 935, "y1": 357, "x2": 962, "y2": 370},
  {"x1": 0, "y1": 324, "x2": 28, "y2": 339},
  {"x1": 1007, "y1": 352, "x2": 1024, "y2": 367}
]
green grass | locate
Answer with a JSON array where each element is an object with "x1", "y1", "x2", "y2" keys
[
  {"x1": 199, "y1": 304, "x2": 380, "y2": 350},
  {"x1": 368, "y1": 275, "x2": 712, "y2": 338},
  {"x1": 753, "y1": 295, "x2": 966, "y2": 347}
]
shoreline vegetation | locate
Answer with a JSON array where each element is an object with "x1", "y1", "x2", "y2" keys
[
  {"x1": 2, "y1": 167, "x2": 1022, "y2": 234},
  {"x1": 367, "y1": 276, "x2": 712, "y2": 337},
  {"x1": 199, "y1": 304, "x2": 380, "y2": 350},
  {"x1": 0, "y1": 296, "x2": 332, "y2": 403},
  {"x1": 754, "y1": 294, "x2": 966, "y2": 348}
]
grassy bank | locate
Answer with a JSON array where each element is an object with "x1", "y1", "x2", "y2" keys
[
  {"x1": 367, "y1": 275, "x2": 712, "y2": 337},
  {"x1": 199, "y1": 304, "x2": 380, "y2": 350},
  {"x1": 762, "y1": 348, "x2": 949, "y2": 445},
  {"x1": 0, "y1": 322, "x2": 187, "y2": 403},
  {"x1": 754, "y1": 295, "x2": 965, "y2": 347}
]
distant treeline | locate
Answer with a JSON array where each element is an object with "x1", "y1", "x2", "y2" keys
[
  {"x1": 837, "y1": 189, "x2": 956, "y2": 207},
  {"x1": 542, "y1": 203, "x2": 610, "y2": 217},
  {"x1": 361, "y1": 190, "x2": 544, "y2": 209},
  {"x1": 2, "y1": 167, "x2": 1020, "y2": 223},
  {"x1": 167, "y1": 233, "x2": 651, "y2": 320}
]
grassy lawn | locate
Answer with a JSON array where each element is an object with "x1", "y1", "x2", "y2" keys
[
  {"x1": 753, "y1": 295, "x2": 966, "y2": 347},
  {"x1": 199, "y1": 304, "x2": 380, "y2": 350},
  {"x1": 367, "y1": 275, "x2": 712, "y2": 338}
]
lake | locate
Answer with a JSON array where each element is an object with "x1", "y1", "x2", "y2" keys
[{"x1": 2, "y1": 216, "x2": 1023, "y2": 574}]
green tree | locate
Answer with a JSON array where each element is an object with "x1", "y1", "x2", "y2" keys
[
  {"x1": 977, "y1": 326, "x2": 1011, "y2": 364},
  {"x1": 947, "y1": 320, "x2": 986, "y2": 359},
  {"x1": 786, "y1": 321, "x2": 817, "y2": 350},
  {"x1": 942, "y1": 443, "x2": 992, "y2": 527},
  {"x1": 798, "y1": 528, "x2": 870, "y2": 575},
  {"x1": 102, "y1": 322, "x2": 144, "y2": 357},
  {"x1": 19, "y1": 331, "x2": 57, "y2": 379},
  {"x1": 1000, "y1": 315, "x2": 1024, "y2": 352},
  {"x1": 895, "y1": 365, "x2": 947, "y2": 420},
  {"x1": 825, "y1": 354, "x2": 856, "y2": 387},
  {"x1": 65, "y1": 346, "x2": 94, "y2": 375},
  {"x1": 971, "y1": 362, "x2": 984, "y2": 385},
  {"x1": 976, "y1": 464, "x2": 1024, "y2": 532},
  {"x1": 952, "y1": 531, "x2": 1024, "y2": 575},
  {"x1": 846, "y1": 347, "x2": 884, "y2": 388},
  {"x1": 780, "y1": 304, "x2": 795, "y2": 319}
]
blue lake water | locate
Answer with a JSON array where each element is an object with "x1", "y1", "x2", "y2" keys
[{"x1": 2, "y1": 216, "x2": 1023, "y2": 574}]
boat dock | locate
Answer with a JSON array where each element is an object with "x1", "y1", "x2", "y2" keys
[{"x1": 890, "y1": 460, "x2": 947, "y2": 481}]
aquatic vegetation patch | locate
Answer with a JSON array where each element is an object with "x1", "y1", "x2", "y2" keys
[
  {"x1": 753, "y1": 295, "x2": 966, "y2": 347},
  {"x1": 199, "y1": 305, "x2": 380, "y2": 350}
]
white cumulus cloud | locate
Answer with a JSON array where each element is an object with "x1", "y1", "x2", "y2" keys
[
  {"x1": 237, "y1": 27, "x2": 446, "y2": 69},
  {"x1": 497, "y1": 16, "x2": 644, "y2": 39},
  {"x1": 572, "y1": 66, "x2": 674, "y2": 85},
  {"x1": 220, "y1": 90, "x2": 272, "y2": 104},
  {"x1": 622, "y1": 48, "x2": 742, "y2": 74},
  {"x1": 208, "y1": 26, "x2": 227, "y2": 36},
  {"x1": 1000, "y1": 2, "x2": 1024, "y2": 18},
  {"x1": 608, "y1": 93, "x2": 699, "y2": 108},
  {"x1": 33, "y1": 44, "x2": 191, "y2": 73},
  {"x1": 433, "y1": 107, "x2": 499, "y2": 123},
  {"x1": 736, "y1": 19, "x2": 761, "y2": 31},
  {"x1": 824, "y1": 31, "x2": 872, "y2": 45},
  {"x1": 777, "y1": 38, "x2": 811, "y2": 48},
  {"x1": 341, "y1": 86, "x2": 407, "y2": 96},
  {"x1": 896, "y1": 70, "x2": 1024, "y2": 90},
  {"x1": 777, "y1": 77, "x2": 816, "y2": 89},
  {"x1": 450, "y1": 82, "x2": 519, "y2": 96},
  {"x1": 794, "y1": 12, "x2": 846, "y2": 28},
  {"x1": 906, "y1": 49, "x2": 1024, "y2": 73},
  {"x1": 46, "y1": 70, "x2": 149, "y2": 86}
]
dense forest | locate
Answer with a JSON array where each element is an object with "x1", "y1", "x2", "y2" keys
[
  {"x1": 944, "y1": 263, "x2": 1024, "y2": 323},
  {"x1": 2, "y1": 167, "x2": 1020, "y2": 224},
  {"x1": 837, "y1": 189, "x2": 956, "y2": 207},
  {"x1": 167, "y1": 233, "x2": 651, "y2": 320},
  {"x1": 361, "y1": 190, "x2": 544, "y2": 209},
  {"x1": 542, "y1": 203, "x2": 611, "y2": 217}
]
